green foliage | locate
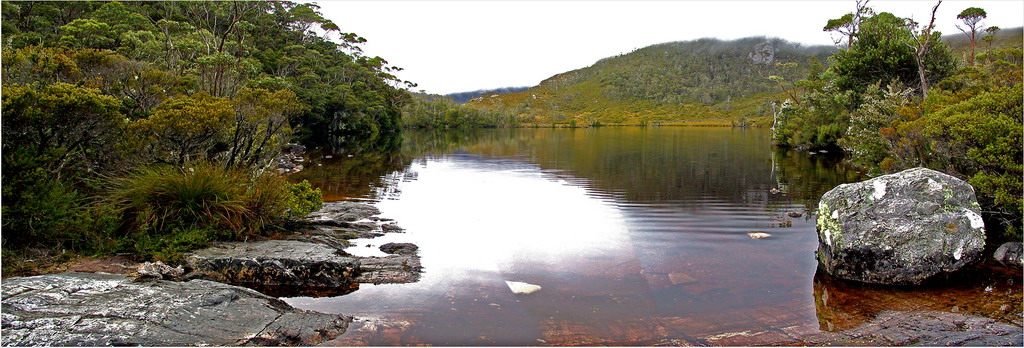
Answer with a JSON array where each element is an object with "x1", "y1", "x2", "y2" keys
[
  {"x1": 2, "y1": 0, "x2": 411, "y2": 142},
  {"x1": 1, "y1": 83, "x2": 126, "y2": 176},
  {"x1": 128, "y1": 91, "x2": 235, "y2": 165},
  {"x1": 915, "y1": 84, "x2": 1023, "y2": 237},
  {"x1": 104, "y1": 163, "x2": 249, "y2": 236},
  {"x1": 285, "y1": 180, "x2": 323, "y2": 220},
  {"x1": 117, "y1": 225, "x2": 223, "y2": 262},
  {"x1": 106, "y1": 161, "x2": 322, "y2": 231},
  {"x1": 1, "y1": 149, "x2": 114, "y2": 251},
  {"x1": 403, "y1": 94, "x2": 517, "y2": 129},
  {"x1": 466, "y1": 37, "x2": 834, "y2": 126},
  {"x1": 834, "y1": 43, "x2": 1023, "y2": 240},
  {"x1": 838, "y1": 83, "x2": 914, "y2": 169},
  {"x1": 830, "y1": 12, "x2": 956, "y2": 94},
  {"x1": 226, "y1": 88, "x2": 307, "y2": 168}
]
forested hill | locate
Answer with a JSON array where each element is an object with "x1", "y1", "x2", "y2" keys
[
  {"x1": 447, "y1": 86, "x2": 530, "y2": 104},
  {"x1": 466, "y1": 37, "x2": 835, "y2": 126},
  {"x1": 1, "y1": 1, "x2": 412, "y2": 143}
]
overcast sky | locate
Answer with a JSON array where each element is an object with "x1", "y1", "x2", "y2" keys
[{"x1": 313, "y1": 1, "x2": 1024, "y2": 95}]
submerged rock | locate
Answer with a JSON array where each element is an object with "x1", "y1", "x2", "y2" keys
[
  {"x1": 505, "y1": 281, "x2": 542, "y2": 295},
  {"x1": 802, "y1": 310, "x2": 1022, "y2": 346},
  {"x1": 1, "y1": 272, "x2": 349, "y2": 346},
  {"x1": 993, "y1": 242, "x2": 1023, "y2": 268},
  {"x1": 816, "y1": 168, "x2": 986, "y2": 285},
  {"x1": 355, "y1": 255, "x2": 423, "y2": 285},
  {"x1": 380, "y1": 242, "x2": 418, "y2": 255}
]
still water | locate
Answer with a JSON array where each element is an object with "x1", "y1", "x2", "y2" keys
[{"x1": 286, "y1": 127, "x2": 1021, "y2": 346}]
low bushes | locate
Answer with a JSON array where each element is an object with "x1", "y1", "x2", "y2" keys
[{"x1": 104, "y1": 162, "x2": 322, "y2": 260}]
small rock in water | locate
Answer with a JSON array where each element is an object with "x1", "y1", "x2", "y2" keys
[
  {"x1": 668, "y1": 272, "x2": 698, "y2": 285},
  {"x1": 505, "y1": 281, "x2": 542, "y2": 295},
  {"x1": 787, "y1": 211, "x2": 803, "y2": 218},
  {"x1": 748, "y1": 231, "x2": 772, "y2": 239},
  {"x1": 771, "y1": 218, "x2": 793, "y2": 227}
]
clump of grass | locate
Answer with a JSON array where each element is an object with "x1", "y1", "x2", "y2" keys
[
  {"x1": 103, "y1": 162, "x2": 322, "y2": 261},
  {"x1": 105, "y1": 163, "x2": 249, "y2": 236}
]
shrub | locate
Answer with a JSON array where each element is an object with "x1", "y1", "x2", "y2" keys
[
  {"x1": 285, "y1": 179, "x2": 323, "y2": 220},
  {"x1": 1, "y1": 147, "x2": 117, "y2": 252},
  {"x1": 117, "y1": 225, "x2": 224, "y2": 262},
  {"x1": 102, "y1": 162, "x2": 325, "y2": 259},
  {"x1": 105, "y1": 163, "x2": 248, "y2": 236}
]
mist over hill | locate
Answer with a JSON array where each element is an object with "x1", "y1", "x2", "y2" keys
[{"x1": 446, "y1": 86, "x2": 531, "y2": 104}]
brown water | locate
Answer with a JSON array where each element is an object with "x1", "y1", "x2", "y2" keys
[{"x1": 285, "y1": 127, "x2": 1022, "y2": 346}]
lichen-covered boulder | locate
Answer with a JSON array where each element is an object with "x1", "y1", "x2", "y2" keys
[{"x1": 816, "y1": 167, "x2": 985, "y2": 285}]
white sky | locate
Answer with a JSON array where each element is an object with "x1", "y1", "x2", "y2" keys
[{"x1": 313, "y1": 0, "x2": 1024, "y2": 95}]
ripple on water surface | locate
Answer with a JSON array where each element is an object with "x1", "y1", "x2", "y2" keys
[{"x1": 284, "y1": 128, "x2": 1021, "y2": 346}]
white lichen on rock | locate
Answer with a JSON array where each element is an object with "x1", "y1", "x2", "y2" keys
[
  {"x1": 965, "y1": 209, "x2": 984, "y2": 229},
  {"x1": 871, "y1": 179, "x2": 887, "y2": 200}
]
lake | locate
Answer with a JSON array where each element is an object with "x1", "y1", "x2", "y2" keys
[{"x1": 285, "y1": 127, "x2": 1021, "y2": 345}]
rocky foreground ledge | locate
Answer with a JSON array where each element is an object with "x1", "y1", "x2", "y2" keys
[
  {"x1": 180, "y1": 201, "x2": 421, "y2": 296},
  {"x1": 1, "y1": 201, "x2": 420, "y2": 346},
  {"x1": 1, "y1": 272, "x2": 349, "y2": 346}
]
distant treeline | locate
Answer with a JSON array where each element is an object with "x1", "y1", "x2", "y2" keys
[{"x1": 446, "y1": 86, "x2": 530, "y2": 104}]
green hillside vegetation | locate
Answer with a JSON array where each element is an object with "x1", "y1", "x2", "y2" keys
[
  {"x1": 1, "y1": 0, "x2": 411, "y2": 273},
  {"x1": 401, "y1": 93, "x2": 519, "y2": 129},
  {"x1": 773, "y1": 6, "x2": 1022, "y2": 241},
  {"x1": 466, "y1": 37, "x2": 834, "y2": 127}
]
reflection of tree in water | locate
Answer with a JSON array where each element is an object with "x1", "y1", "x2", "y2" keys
[
  {"x1": 771, "y1": 148, "x2": 864, "y2": 211},
  {"x1": 290, "y1": 129, "x2": 503, "y2": 201},
  {"x1": 289, "y1": 132, "x2": 412, "y2": 201},
  {"x1": 293, "y1": 128, "x2": 867, "y2": 207}
]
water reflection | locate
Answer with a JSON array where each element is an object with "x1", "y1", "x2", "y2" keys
[
  {"x1": 814, "y1": 266, "x2": 1023, "y2": 332},
  {"x1": 283, "y1": 127, "x2": 1015, "y2": 345}
]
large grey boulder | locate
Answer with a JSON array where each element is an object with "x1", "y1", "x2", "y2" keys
[
  {"x1": 816, "y1": 167, "x2": 986, "y2": 285},
  {"x1": 1, "y1": 272, "x2": 349, "y2": 346}
]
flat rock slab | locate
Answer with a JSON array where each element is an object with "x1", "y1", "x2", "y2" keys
[
  {"x1": 802, "y1": 310, "x2": 1023, "y2": 346},
  {"x1": 307, "y1": 202, "x2": 381, "y2": 223},
  {"x1": 356, "y1": 255, "x2": 423, "y2": 285},
  {"x1": 184, "y1": 240, "x2": 360, "y2": 290},
  {"x1": 1, "y1": 272, "x2": 349, "y2": 346}
]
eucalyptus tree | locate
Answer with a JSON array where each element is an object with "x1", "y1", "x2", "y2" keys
[
  {"x1": 956, "y1": 7, "x2": 987, "y2": 66},
  {"x1": 905, "y1": 1, "x2": 943, "y2": 99}
]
